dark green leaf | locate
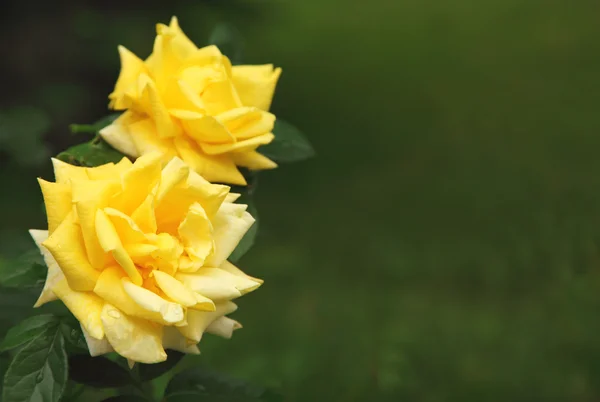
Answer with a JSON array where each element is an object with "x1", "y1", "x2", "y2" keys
[
  {"x1": 138, "y1": 350, "x2": 184, "y2": 382},
  {"x1": 165, "y1": 367, "x2": 283, "y2": 402},
  {"x1": 229, "y1": 199, "x2": 258, "y2": 263},
  {"x1": 0, "y1": 248, "x2": 46, "y2": 289},
  {"x1": 59, "y1": 319, "x2": 88, "y2": 353},
  {"x1": 0, "y1": 315, "x2": 59, "y2": 353},
  {"x1": 2, "y1": 324, "x2": 68, "y2": 402},
  {"x1": 100, "y1": 396, "x2": 148, "y2": 402},
  {"x1": 260, "y1": 119, "x2": 315, "y2": 163},
  {"x1": 208, "y1": 23, "x2": 244, "y2": 64},
  {"x1": 69, "y1": 354, "x2": 133, "y2": 388},
  {"x1": 56, "y1": 136, "x2": 128, "y2": 167},
  {"x1": 70, "y1": 113, "x2": 121, "y2": 135}
]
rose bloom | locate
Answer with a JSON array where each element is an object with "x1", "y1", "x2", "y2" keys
[
  {"x1": 30, "y1": 152, "x2": 262, "y2": 363},
  {"x1": 100, "y1": 17, "x2": 282, "y2": 186}
]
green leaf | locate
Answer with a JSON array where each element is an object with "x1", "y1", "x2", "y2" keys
[
  {"x1": 260, "y1": 119, "x2": 315, "y2": 163},
  {"x1": 100, "y1": 397, "x2": 148, "y2": 402},
  {"x1": 2, "y1": 323, "x2": 68, "y2": 402},
  {"x1": 70, "y1": 113, "x2": 120, "y2": 135},
  {"x1": 68, "y1": 354, "x2": 133, "y2": 388},
  {"x1": 229, "y1": 199, "x2": 258, "y2": 263},
  {"x1": 0, "y1": 315, "x2": 59, "y2": 353},
  {"x1": 165, "y1": 367, "x2": 283, "y2": 402},
  {"x1": 59, "y1": 319, "x2": 88, "y2": 353},
  {"x1": 56, "y1": 136, "x2": 128, "y2": 167},
  {"x1": 208, "y1": 23, "x2": 244, "y2": 64},
  {"x1": 0, "y1": 248, "x2": 46, "y2": 289},
  {"x1": 138, "y1": 350, "x2": 184, "y2": 382}
]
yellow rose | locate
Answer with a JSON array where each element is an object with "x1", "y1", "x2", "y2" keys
[
  {"x1": 30, "y1": 152, "x2": 262, "y2": 363},
  {"x1": 100, "y1": 16, "x2": 282, "y2": 185}
]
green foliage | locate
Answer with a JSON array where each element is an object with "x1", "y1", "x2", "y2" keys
[
  {"x1": 56, "y1": 135, "x2": 128, "y2": 167},
  {"x1": 68, "y1": 355, "x2": 132, "y2": 388},
  {"x1": 0, "y1": 315, "x2": 58, "y2": 353},
  {"x1": 165, "y1": 368, "x2": 283, "y2": 402},
  {"x1": 100, "y1": 397, "x2": 148, "y2": 402},
  {"x1": 138, "y1": 351, "x2": 184, "y2": 382},
  {"x1": 260, "y1": 119, "x2": 315, "y2": 163},
  {"x1": 0, "y1": 248, "x2": 46, "y2": 289},
  {"x1": 70, "y1": 114, "x2": 120, "y2": 135},
  {"x1": 209, "y1": 23, "x2": 244, "y2": 65},
  {"x1": 2, "y1": 316, "x2": 67, "y2": 402}
]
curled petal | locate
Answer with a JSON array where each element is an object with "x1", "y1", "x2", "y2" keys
[
  {"x1": 231, "y1": 65, "x2": 282, "y2": 111},
  {"x1": 37, "y1": 179, "x2": 72, "y2": 235},
  {"x1": 82, "y1": 326, "x2": 114, "y2": 357},
  {"x1": 43, "y1": 212, "x2": 100, "y2": 291},
  {"x1": 95, "y1": 209, "x2": 142, "y2": 285},
  {"x1": 177, "y1": 301, "x2": 237, "y2": 343},
  {"x1": 163, "y1": 326, "x2": 200, "y2": 354},
  {"x1": 101, "y1": 304, "x2": 167, "y2": 364},
  {"x1": 51, "y1": 158, "x2": 88, "y2": 183},
  {"x1": 206, "y1": 316, "x2": 242, "y2": 339},
  {"x1": 122, "y1": 278, "x2": 184, "y2": 324},
  {"x1": 153, "y1": 270, "x2": 200, "y2": 308},
  {"x1": 30, "y1": 230, "x2": 63, "y2": 307},
  {"x1": 52, "y1": 278, "x2": 104, "y2": 339},
  {"x1": 207, "y1": 203, "x2": 255, "y2": 267},
  {"x1": 230, "y1": 151, "x2": 277, "y2": 170}
]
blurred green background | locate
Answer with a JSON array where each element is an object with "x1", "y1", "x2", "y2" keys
[{"x1": 2, "y1": 0, "x2": 600, "y2": 400}]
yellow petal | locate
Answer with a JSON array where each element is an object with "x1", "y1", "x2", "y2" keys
[
  {"x1": 112, "y1": 151, "x2": 162, "y2": 215},
  {"x1": 177, "y1": 301, "x2": 237, "y2": 343},
  {"x1": 140, "y1": 79, "x2": 182, "y2": 138},
  {"x1": 30, "y1": 229, "x2": 64, "y2": 307},
  {"x1": 219, "y1": 260, "x2": 264, "y2": 285},
  {"x1": 153, "y1": 270, "x2": 200, "y2": 307},
  {"x1": 127, "y1": 118, "x2": 177, "y2": 160},
  {"x1": 178, "y1": 203, "x2": 214, "y2": 265},
  {"x1": 131, "y1": 193, "x2": 157, "y2": 234},
  {"x1": 225, "y1": 193, "x2": 241, "y2": 203},
  {"x1": 95, "y1": 209, "x2": 143, "y2": 285},
  {"x1": 156, "y1": 157, "x2": 190, "y2": 204},
  {"x1": 206, "y1": 316, "x2": 242, "y2": 339},
  {"x1": 104, "y1": 208, "x2": 146, "y2": 244},
  {"x1": 200, "y1": 132, "x2": 274, "y2": 155},
  {"x1": 163, "y1": 326, "x2": 200, "y2": 354},
  {"x1": 42, "y1": 212, "x2": 100, "y2": 291},
  {"x1": 51, "y1": 158, "x2": 89, "y2": 183},
  {"x1": 201, "y1": 79, "x2": 242, "y2": 116},
  {"x1": 174, "y1": 137, "x2": 246, "y2": 185},
  {"x1": 169, "y1": 110, "x2": 235, "y2": 144},
  {"x1": 37, "y1": 179, "x2": 72, "y2": 234},
  {"x1": 53, "y1": 278, "x2": 104, "y2": 339},
  {"x1": 231, "y1": 65, "x2": 281, "y2": 111},
  {"x1": 101, "y1": 304, "x2": 167, "y2": 364},
  {"x1": 82, "y1": 326, "x2": 114, "y2": 357},
  {"x1": 217, "y1": 108, "x2": 275, "y2": 140},
  {"x1": 206, "y1": 202, "x2": 255, "y2": 267},
  {"x1": 94, "y1": 267, "x2": 172, "y2": 325},
  {"x1": 99, "y1": 112, "x2": 143, "y2": 158},
  {"x1": 144, "y1": 233, "x2": 183, "y2": 275},
  {"x1": 71, "y1": 178, "x2": 122, "y2": 270},
  {"x1": 109, "y1": 46, "x2": 148, "y2": 110},
  {"x1": 230, "y1": 151, "x2": 277, "y2": 170},
  {"x1": 178, "y1": 267, "x2": 261, "y2": 300},
  {"x1": 121, "y1": 278, "x2": 184, "y2": 324}
]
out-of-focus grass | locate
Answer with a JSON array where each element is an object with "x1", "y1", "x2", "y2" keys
[{"x1": 1, "y1": 0, "x2": 600, "y2": 400}]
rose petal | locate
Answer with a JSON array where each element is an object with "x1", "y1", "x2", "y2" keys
[{"x1": 101, "y1": 304, "x2": 167, "y2": 364}]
